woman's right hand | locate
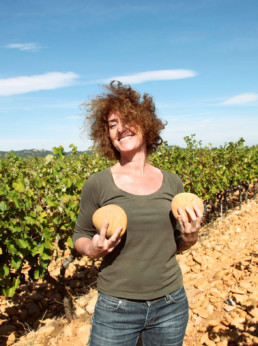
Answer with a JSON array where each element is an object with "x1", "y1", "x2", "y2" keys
[{"x1": 87, "y1": 221, "x2": 123, "y2": 259}]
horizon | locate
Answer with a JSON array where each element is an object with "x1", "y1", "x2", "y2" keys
[
  {"x1": 1, "y1": 138, "x2": 257, "y2": 154},
  {"x1": 0, "y1": 0, "x2": 257, "y2": 151}
]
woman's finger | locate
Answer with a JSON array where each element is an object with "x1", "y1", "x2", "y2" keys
[
  {"x1": 178, "y1": 207, "x2": 188, "y2": 223},
  {"x1": 185, "y1": 207, "x2": 197, "y2": 222},
  {"x1": 108, "y1": 226, "x2": 123, "y2": 247},
  {"x1": 107, "y1": 239, "x2": 121, "y2": 253},
  {"x1": 98, "y1": 221, "x2": 109, "y2": 245},
  {"x1": 193, "y1": 205, "x2": 203, "y2": 218},
  {"x1": 193, "y1": 205, "x2": 203, "y2": 229}
]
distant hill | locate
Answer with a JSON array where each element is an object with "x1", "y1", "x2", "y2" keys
[
  {"x1": 0, "y1": 146, "x2": 177, "y2": 158},
  {"x1": 0, "y1": 149, "x2": 89, "y2": 158}
]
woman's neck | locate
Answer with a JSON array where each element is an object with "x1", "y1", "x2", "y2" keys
[{"x1": 116, "y1": 150, "x2": 150, "y2": 176}]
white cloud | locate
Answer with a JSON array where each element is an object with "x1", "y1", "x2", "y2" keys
[
  {"x1": 5, "y1": 42, "x2": 42, "y2": 52},
  {"x1": 105, "y1": 69, "x2": 197, "y2": 84},
  {"x1": 0, "y1": 72, "x2": 79, "y2": 96},
  {"x1": 223, "y1": 93, "x2": 258, "y2": 105}
]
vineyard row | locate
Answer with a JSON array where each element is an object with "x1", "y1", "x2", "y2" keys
[{"x1": 0, "y1": 136, "x2": 257, "y2": 296}]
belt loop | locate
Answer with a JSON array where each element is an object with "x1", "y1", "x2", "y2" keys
[{"x1": 165, "y1": 294, "x2": 171, "y2": 303}]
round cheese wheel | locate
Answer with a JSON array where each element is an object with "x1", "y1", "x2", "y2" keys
[
  {"x1": 92, "y1": 204, "x2": 127, "y2": 238},
  {"x1": 171, "y1": 192, "x2": 204, "y2": 222}
]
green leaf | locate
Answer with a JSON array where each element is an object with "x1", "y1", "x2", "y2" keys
[
  {"x1": 3, "y1": 277, "x2": 20, "y2": 297},
  {"x1": 36, "y1": 180, "x2": 42, "y2": 188},
  {"x1": 45, "y1": 154, "x2": 54, "y2": 164},
  {"x1": 69, "y1": 201, "x2": 78, "y2": 210},
  {"x1": 8, "y1": 243, "x2": 17, "y2": 256},
  {"x1": 13, "y1": 197, "x2": 21, "y2": 209},
  {"x1": 12, "y1": 180, "x2": 25, "y2": 193},
  {"x1": 3, "y1": 264, "x2": 9, "y2": 276},
  {"x1": 27, "y1": 189, "x2": 34, "y2": 197},
  {"x1": 16, "y1": 239, "x2": 28, "y2": 249},
  {"x1": 61, "y1": 194, "x2": 71, "y2": 203},
  {"x1": 41, "y1": 252, "x2": 51, "y2": 260},
  {"x1": 44, "y1": 240, "x2": 55, "y2": 251},
  {"x1": 31, "y1": 246, "x2": 38, "y2": 257},
  {"x1": 0, "y1": 201, "x2": 9, "y2": 212},
  {"x1": 36, "y1": 205, "x2": 43, "y2": 212},
  {"x1": 67, "y1": 236, "x2": 74, "y2": 249},
  {"x1": 25, "y1": 216, "x2": 35, "y2": 225},
  {"x1": 4, "y1": 286, "x2": 16, "y2": 298},
  {"x1": 46, "y1": 196, "x2": 58, "y2": 207},
  {"x1": 34, "y1": 269, "x2": 40, "y2": 280},
  {"x1": 11, "y1": 257, "x2": 22, "y2": 270},
  {"x1": 37, "y1": 243, "x2": 52, "y2": 260}
]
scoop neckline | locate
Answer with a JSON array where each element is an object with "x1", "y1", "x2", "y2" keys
[{"x1": 107, "y1": 167, "x2": 166, "y2": 198}]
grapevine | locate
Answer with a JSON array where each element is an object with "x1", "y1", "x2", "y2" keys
[{"x1": 0, "y1": 136, "x2": 257, "y2": 296}]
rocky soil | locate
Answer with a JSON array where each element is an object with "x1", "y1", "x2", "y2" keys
[{"x1": 0, "y1": 197, "x2": 257, "y2": 346}]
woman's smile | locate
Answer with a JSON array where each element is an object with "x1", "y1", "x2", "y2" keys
[
  {"x1": 118, "y1": 131, "x2": 134, "y2": 141},
  {"x1": 108, "y1": 111, "x2": 145, "y2": 155}
]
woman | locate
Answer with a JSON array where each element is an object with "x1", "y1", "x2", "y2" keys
[{"x1": 72, "y1": 81, "x2": 203, "y2": 346}]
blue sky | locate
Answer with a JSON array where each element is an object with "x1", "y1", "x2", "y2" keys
[{"x1": 0, "y1": 0, "x2": 257, "y2": 151}]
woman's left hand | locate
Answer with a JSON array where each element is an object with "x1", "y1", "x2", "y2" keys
[{"x1": 177, "y1": 205, "x2": 203, "y2": 252}]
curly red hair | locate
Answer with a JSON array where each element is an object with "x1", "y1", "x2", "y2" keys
[{"x1": 82, "y1": 81, "x2": 166, "y2": 160}]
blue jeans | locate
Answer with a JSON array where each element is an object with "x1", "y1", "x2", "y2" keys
[{"x1": 89, "y1": 286, "x2": 189, "y2": 346}]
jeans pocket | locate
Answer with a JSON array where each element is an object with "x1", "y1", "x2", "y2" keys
[
  {"x1": 96, "y1": 293, "x2": 123, "y2": 312},
  {"x1": 168, "y1": 286, "x2": 188, "y2": 303}
]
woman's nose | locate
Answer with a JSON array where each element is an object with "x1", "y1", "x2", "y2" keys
[{"x1": 117, "y1": 121, "x2": 124, "y2": 132}]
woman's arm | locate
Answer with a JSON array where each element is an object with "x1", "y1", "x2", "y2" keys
[
  {"x1": 176, "y1": 205, "x2": 203, "y2": 253},
  {"x1": 74, "y1": 221, "x2": 123, "y2": 259}
]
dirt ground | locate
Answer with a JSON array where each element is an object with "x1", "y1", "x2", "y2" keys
[{"x1": 0, "y1": 196, "x2": 257, "y2": 346}]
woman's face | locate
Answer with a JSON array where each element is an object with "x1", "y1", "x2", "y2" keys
[{"x1": 107, "y1": 111, "x2": 145, "y2": 156}]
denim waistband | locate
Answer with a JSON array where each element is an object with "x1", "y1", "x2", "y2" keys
[
  {"x1": 101, "y1": 286, "x2": 185, "y2": 305},
  {"x1": 121, "y1": 295, "x2": 166, "y2": 303}
]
